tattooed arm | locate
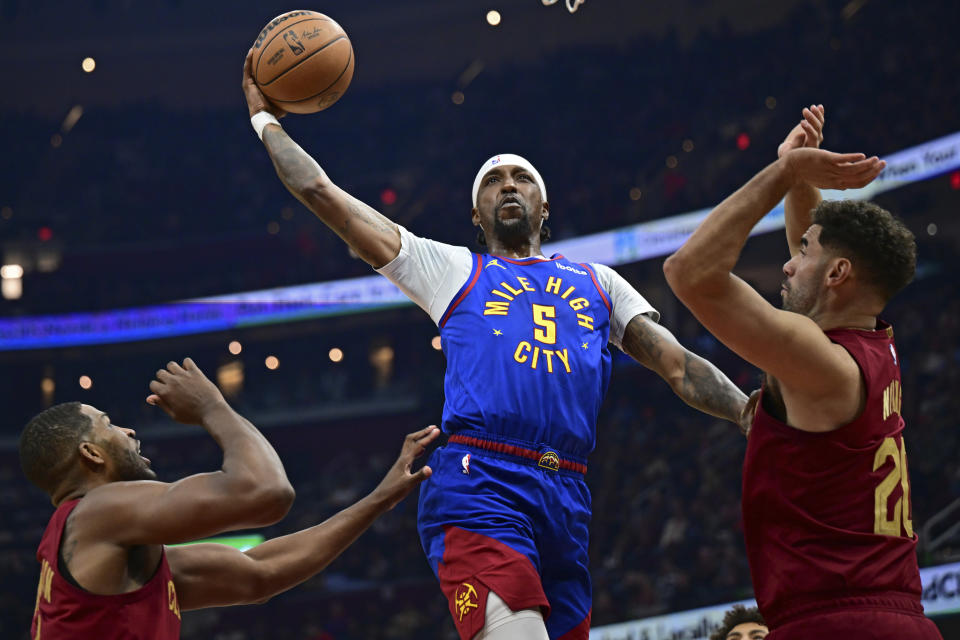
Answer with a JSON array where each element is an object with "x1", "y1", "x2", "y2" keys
[
  {"x1": 620, "y1": 314, "x2": 747, "y2": 424},
  {"x1": 242, "y1": 49, "x2": 400, "y2": 268}
]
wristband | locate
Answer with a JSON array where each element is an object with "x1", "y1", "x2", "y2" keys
[{"x1": 251, "y1": 111, "x2": 280, "y2": 141}]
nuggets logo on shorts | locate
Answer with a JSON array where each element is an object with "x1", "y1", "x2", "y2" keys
[
  {"x1": 454, "y1": 582, "x2": 479, "y2": 620},
  {"x1": 538, "y1": 451, "x2": 560, "y2": 472}
]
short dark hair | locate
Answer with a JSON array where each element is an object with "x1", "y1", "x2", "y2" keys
[
  {"x1": 19, "y1": 402, "x2": 93, "y2": 494},
  {"x1": 812, "y1": 200, "x2": 916, "y2": 302},
  {"x1": 709, "y1": 605, "x2": 767, "y2": 640},
  {"x1": 477, "y1": 224, "x2": 551, "y2": 247}
]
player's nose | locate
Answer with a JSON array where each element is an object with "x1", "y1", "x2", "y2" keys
[{"x1": 121, "y1": 427, "x2": 137, "y2": 439}]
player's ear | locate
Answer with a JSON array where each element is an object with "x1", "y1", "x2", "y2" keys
[
  {"x1": 826, "y1": 257, "x2": 852, "y2": 287},
  {"x1": 541, "y1": 200, "x2": 550, "y2": 221},
  {"x1": 471, "y1": 207, "x2": 481, "y2": 226},
  {"x1": 78, "y1": 442, "x2": 107, "y2": 469}
]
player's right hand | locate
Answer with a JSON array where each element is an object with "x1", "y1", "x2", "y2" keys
[
  {"x1": 778, "y1": 104, "x2": 825, "y2": 158},
  {"x1": 146, "y1": 357, "x2": 228, "y2": 425},
  {"x1": 242, "y1": 48, "x2": 287, "y2": 119},
  {"x1": 782, "y1": 147, "x2": 885, "y2": 191},
  {"x1": 371, "y1": 426, "x2": 441, "y2": 510}
]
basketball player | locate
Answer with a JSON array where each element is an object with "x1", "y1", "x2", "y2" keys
[
  {"x1": 243, "y1": 51, "x2": 751, "y2": 639},
  {"x1": 21, "y1": 357, "x2": 438, "y2": 639},
  {"x1": 663, "y1": 105, "x2": 942, "y2": 638},
  {"x1": 710, "y1": 605, "x2": 768, "y2": 640}
]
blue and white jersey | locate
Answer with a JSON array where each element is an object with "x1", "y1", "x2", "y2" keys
[
  {"x1": 438, "y1": 254, "x2": 612, "y2": 457},
  {"x1": 376, "y1": 226, "x2": 659, "y2": 458}
]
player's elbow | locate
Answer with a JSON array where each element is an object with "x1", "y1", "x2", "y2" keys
[
  {"x1": 301, "y1": 175, "x2": 336, "y2": 208},
  {"x1": 663, "y1": 252, "x2": 718, "y2": 299},
  {"x1": 241, "y1": 481, "x2": 295, "y2": 526}
]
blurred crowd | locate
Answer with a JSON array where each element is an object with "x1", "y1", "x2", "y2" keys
[{"x1": 2, "y1": 0, "x2": 959, "y2": 637}]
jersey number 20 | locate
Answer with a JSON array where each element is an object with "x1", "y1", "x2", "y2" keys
[{"x1": 873, "y1": 436, "x2": 913, "y2": 537}]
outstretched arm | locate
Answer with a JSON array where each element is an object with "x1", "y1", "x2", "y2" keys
[
  {"x1": 166, "y1": 426, "x2": 440, "y2": 610},
  {"x1": 663, "y1": 149, "x2": 884, "y2": 399},
  {"x1": 242, "y1": 49, "x2": 400, "y2": 268},
  {"x1": 779, "y1": 104, "x2": 826, "y2": 255},
  {"x1": 620, "y1": 313, "x2": 748, "y2": 426},
  {"x1": 73, "y1": 359, "x2": 295, "y2": 547}
]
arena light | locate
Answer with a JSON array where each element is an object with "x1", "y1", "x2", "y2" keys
[
  {"x1": 950, "y1": 170, "x2": 960, "y2": 190},
  {"x1": 380, "y1": 188, "x2": 397, "y2": 206},
  {"x1": 431, "y1": 336, "x2": 442, "y2": 351},
  {"x1": 329, "y1": 347, "x2": 344, "y2": 363},
  {"x1": 81, "y1": 57, "x2": 96, "y2": 73},
  {"x1": 486, "y1": 10, "x2": 501, "y2": 26},
  {"x1": 228, "y1": 340, "x2": 242, "y2": 355},
  {"x1": 1, "y1": 264, "x2": 23, "y2": 279},
  {"x1": 265, "y1": 355, "x2": 280, "y2": 370},
  {"x1": 736, "y1": 133, "x2": 751, "y2": 150},
  {"x1": 79, "y1": 375, "x2": 92, "y2": 390}
]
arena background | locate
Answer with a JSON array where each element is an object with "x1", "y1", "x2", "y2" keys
[{"x1": 1, "y1": 1, "x2": 958, "y2": 637}]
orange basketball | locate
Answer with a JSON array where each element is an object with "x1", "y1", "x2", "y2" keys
[{"x1": 251, "y1": 10, "x2": 354, "y2": 114}]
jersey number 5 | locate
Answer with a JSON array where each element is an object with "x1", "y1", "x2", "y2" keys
[
  {"x1": 532, "y1": 304, "x2": 557, "y2": 345},
  {"x1": 873, "y1": 436, "x2": 913, "y2": 537}
]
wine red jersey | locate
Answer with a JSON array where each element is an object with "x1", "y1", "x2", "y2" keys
[
  {"x1": 31, "y1": 499, "x2": 182, "y2": 639},
  {"x1": 743, "y1": 322, "x2": 924, "y2": 627}
]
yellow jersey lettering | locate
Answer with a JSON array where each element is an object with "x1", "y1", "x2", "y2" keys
[
  {"x1": 577, "y1": 313, "x2": 595, "y2": 330},
  {"x1": 484, "y1": 300, "x2": 510, "y2": 316},
  {"x1": 517, "y1": 276, "x2": 536, "y2": 292},
  {"x1": 532, "y1": 304, "x2": 557, "y2": 344},
  {"x1": 500, "y1": 281, "x2": 523, "y2": 296},
  {"x1": 531, "y1": 346, "x2": 540, "y2": 369},
  {"x1": 514, "y1": 341, "x2": 531, "y2": 364},
  {"x1": 882, "y1": 379, "x2": 902, "y2": 420},
  {"x1": 569, "y1": 297, "x2": 589, "y2": 311},
  {"x1": 491, "y1": 289, "x2": 514, "y2": 301},
  {"x1": 542, "y1": 349, "x2": 555, "y2": 373},
  {"x1": 873, "y1": 436, "x2": 913, "y2": 537},
  {"x1": 545, "y1": 276, "x2": 562, "y2": 295},
  {"x1": 168, "y1": 580, "x2": 181, "y2": 620},
  {"x1": 555, "y1": 348, "x2": 572, "y2": 373},
  {"x1": 561, "y1": 285, "x2": 576, "y2": 299}
]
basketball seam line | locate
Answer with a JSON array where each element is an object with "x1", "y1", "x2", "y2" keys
[
  {"x1": 255, "y1": 18, "x2": 338, "y2": 86},
  {"x1": 270, "y1": 46, "x2": 353, "y2": 104},
  {"x1": 258, "y1": 34, "x2": 346, "y2": 88}
]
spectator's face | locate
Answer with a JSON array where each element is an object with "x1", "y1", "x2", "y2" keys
[
  {"x1": 725, "y1": 622, "x2": 768, "y2": 639},
  {"x1": 781, "y1": 225, "x2": 829, "y2": 316},
  {"x1": 472, "y1": 165, "x2": 547, "y2": 246}
]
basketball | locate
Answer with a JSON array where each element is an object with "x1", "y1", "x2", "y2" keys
[{"x1": 251, "y1": 10, "x2": 354, "y2": 114}]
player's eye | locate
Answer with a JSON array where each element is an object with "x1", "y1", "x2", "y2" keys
[
  {"x1": 517, "y1": 174, "x2": 531, "y2": 181},
  {"x1": 486, "y1": 176, "x2": 499, "y2": 184}
]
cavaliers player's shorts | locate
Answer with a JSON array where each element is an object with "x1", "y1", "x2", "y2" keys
[
  {"x1": 770, "y1": 606, "x2": 943, "y2": 639},
  {"x1": 417, "y1": 434, "x2": 592, "y2": 640}
]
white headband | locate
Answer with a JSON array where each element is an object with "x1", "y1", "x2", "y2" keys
[{"x1": 472, "y1": 154, "x2": 547, "y2": 208}]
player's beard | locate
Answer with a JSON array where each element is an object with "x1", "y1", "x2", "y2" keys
[
  {"x1": 109, "y1": 440, "x2": 157, "y2": 481},
  {"x1": 781, "y1": 270, "x2": 825, "y2": 316},
  {"x1": 492, "y1": 202, "x2": 534, "y2": 246}
]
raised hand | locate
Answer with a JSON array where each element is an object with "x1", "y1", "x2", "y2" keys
[
  {"x1": 242, "y1": 48, "x2": 287, "y2": 119},
  {"x1": 783, "y1": 147, "x2": 885, "y2": 191},
  {"x1": 146, "y1": 357, "x2": 228, "y2": 425},
  {"x1": 779, "y1": 104, "x2": 825, "y2": 158},
  {"x1": 371, "y1": 426, "x2": 441, "y2": 510}
]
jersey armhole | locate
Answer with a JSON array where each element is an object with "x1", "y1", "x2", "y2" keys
[
  {"x1": 439, "y1": 253, "x2": 483, "y2": 328},
  {"x1": 580, "y1": 263, "x2": 612, "y2": 315}
]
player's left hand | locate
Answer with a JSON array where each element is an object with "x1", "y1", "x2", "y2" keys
[
  {"x1": 242, "y1": 48, "x2": 287, "y2": 119},
  {"x1": 738, "y1": 389, "x2": 761, "y2": 438},
  {"x1": 371, "y1": 426, "x2": 441, "y2": 510},
  {"x1": 779, "y1": 104, "x2": 825, "y2": 158},
  {"x1": 783, "y1": 147, "x2": 885, "y2": 190}
]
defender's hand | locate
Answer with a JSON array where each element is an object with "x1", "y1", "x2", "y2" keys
[
  {"x1": 371, "y1": 426, "x2": 441, "y2": 510},
  {"x1": 779, "y1": 104, "x2": 825, "y2": 158},
  {"x1": 739, "y1": 389, "x2": 761, "y2": 438},
  {"x1": 146, "y1": 358, "x2": 228, "y2": 425},
  {"x1": 783, "y1": 147, "x2": 885, "y2": 190},
  {"x1": 242, "y1": 48, "x2": 287, "y2": 119}
]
